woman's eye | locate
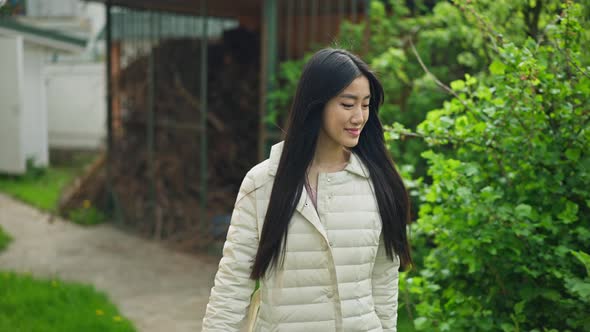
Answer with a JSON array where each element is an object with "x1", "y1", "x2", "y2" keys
[
  {"x1": 362, "y1": 104, "x2": 369, "y2": 109},
  {"x1": 341, "y1": 103, "x2": 354, "y2": 108}
]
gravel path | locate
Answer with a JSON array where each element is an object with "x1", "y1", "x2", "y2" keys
[{"x1": 0, "y1": 193, "x2": 220, "y2": 332}]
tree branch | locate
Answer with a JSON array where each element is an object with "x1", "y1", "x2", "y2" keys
[{"x1": 408, "y1": 37, "x2": 491, "y2": 123}]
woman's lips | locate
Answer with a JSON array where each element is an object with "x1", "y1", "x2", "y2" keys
[{"x1": 345, "y1": 128, "x2": 361, "y2": 137}]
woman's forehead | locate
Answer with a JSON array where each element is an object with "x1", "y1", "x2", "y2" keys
[{"x1": 339, "y1": 76, "x2": 371, "y2": 97}]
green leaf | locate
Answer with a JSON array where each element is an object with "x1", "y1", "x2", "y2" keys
[
  {"x1": 514, "y1": 300, "x2": 525, "y2": 314},
  {"x1": 515, "y1": 204, "x2": 533, "y2": 219},
  {"x1": 492, "y1": 98, "x2": 505, "y2": 106},
  {"x1": 463, "y1": 164, "x2": 478, "y2": 177},
  {"x1": 414, "y1": 317, "x2": 429, "y2": 330},
  {"x1": 572, "y1": 251, "x2": 590, "y2": 276},
  {"x1": 539, "y1": 288, "x2": 562, "y2": 301},
  {"x1": 565, "y1": 148, "x2": 581, "y2": 161},
  {"x1": 477, "y1": 86, "x2": 492, "y2": 101},
  {"x1": 465, "y1": 74, "x2": 478, "y2": 86},
  {"x1": 450, "y1": 79, "x2": 466, "y2": 91},
  {"x1": 565, "y1": 276, "x2": 590, "y2": 300},
  {"x1": 500, "y1": 323, "x2": 514, "y2": 332},
  {"x1": 558, "y1": 201, "x2": 579, "y2": 224},
  {"x1": 489, "y1": 59, "x2": 506, "y2": 75}
]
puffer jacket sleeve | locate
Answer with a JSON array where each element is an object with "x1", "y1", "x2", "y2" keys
[
  {"x1": 202, "y1": 172, "x2": 259, "y2": 332},
  {"x1": 371, "y1": 235, "x2": 401, "y2": 332}
]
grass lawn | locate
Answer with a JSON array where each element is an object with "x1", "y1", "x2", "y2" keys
[
  {"x1": 0, "y1": 153, "x2": 132, "y2": 331},
  {"x1": 0, "y1": 271, "x2": 136, "y2": 332},
  {"x1": 0, "y1": 168, "x2": 75, "y2": 212},
  {"x1": 0, "y1": 225, "x2": 12, "y2": 252},
  {"x1": 0, "y1": 152, "x2": 98, "y2": 213}
]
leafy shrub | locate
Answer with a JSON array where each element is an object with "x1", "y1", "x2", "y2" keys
[
  {"x1": 389, "y1": 2, "x2": 590, "y2": 330},
  {"x1": 68, "y1": 200, "x2": 107, "y2": 226},
  {"x1": 0, "y1": 226, "x2": 12, "y2": 252}
]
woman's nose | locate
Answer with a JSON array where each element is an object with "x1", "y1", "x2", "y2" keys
[{"x1": 350, "y1": 107, "x2": 364, "y2": 125}]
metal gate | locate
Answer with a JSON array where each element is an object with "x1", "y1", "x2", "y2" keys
[{"x1": 105, "y1": 4, "x2": 254, "y2": 250}]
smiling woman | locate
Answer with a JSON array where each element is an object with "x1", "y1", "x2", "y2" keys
[
  {"x1": 322, "y1": 76, "x2": 371, "y2": 144},
  {"x1": 202, "y1": 48, "x2": 412, "y2": 332}
]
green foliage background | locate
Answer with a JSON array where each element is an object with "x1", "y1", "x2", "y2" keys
[{"x1": 269, "y1": 0, "x2": 590, "y2": 330}]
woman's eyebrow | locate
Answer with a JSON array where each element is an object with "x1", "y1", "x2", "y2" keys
[{"x1": 339, "y1": 93, "x2": 371, "y2": 100}]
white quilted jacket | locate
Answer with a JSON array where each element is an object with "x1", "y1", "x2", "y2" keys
[{"x1": 202, "y1": 141, "x2": 400, "y2": 332}]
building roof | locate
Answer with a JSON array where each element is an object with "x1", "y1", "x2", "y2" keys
[
  {"x1": 85, "y1": 0, "x2": 364, "y2": 19},
  {"x1": 0, "y1": 18, "x2": 86, "y2": 52},
  {"x1": 86, "y1": 0, "x2": 262, "y2": 18},
  {"x1": 96, "y1": 10, "x2": 239, "y2": 41}
]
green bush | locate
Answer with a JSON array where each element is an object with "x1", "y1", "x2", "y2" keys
[
  {"x1": 68, "y1": 200, "x2": 107, "y2": 226},
  {"x1": 0, "y1": 271, "x2": 136, "y2": 332},
  {"x1": 389, "y1": 1, "x2": 590, "y2": 330},
  {"x1": 0, "y1": 226, "x2": 12, "y2": 252}
]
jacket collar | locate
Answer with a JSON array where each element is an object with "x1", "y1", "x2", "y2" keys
[{"x1": 267, "y1": 141, "x2": 370, "y2": 178}]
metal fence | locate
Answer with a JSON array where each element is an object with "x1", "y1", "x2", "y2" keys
[{"x1": 105, "y1": 4, "x2": 249, "y2": 248}]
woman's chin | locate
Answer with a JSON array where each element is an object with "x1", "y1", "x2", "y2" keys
[{"x1": 341, "y1": 137, "x2": 360, "y2": 148}]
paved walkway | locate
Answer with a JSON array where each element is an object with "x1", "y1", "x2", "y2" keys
[{"x1": 0, "y1": 193, "x2": 220, "y2": 332}]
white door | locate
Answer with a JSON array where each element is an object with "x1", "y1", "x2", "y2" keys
[
  {"x1": 45, "y1": 63, "x2": 106, "y2": 149},
  {"x1": 0, "y1": 36, "x2": 25, "y2": 174}
]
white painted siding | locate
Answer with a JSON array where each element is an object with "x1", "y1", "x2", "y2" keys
[
  {"x1": 22, "y1": 43, "x2": 49, "y2": 167},
  {"x1": 45, "y1": 63, "x2": 106, "y2": 150},
  {"x1": 26, "y1": 0, "x2": 81, "y2": 18},
  {"x1": 0, "y1": 36, "x2": 26, "y2": 174}
]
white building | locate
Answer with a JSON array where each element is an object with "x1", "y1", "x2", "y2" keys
[{"x1": 0, "y1": 0, "x2": 106, "y2": 174}]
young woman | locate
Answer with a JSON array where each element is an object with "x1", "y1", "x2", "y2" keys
[{"x1": 202, "y1": 48, "x2": 412, "y2": 332}]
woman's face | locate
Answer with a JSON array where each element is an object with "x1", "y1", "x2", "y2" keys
[{"x1": 319, "y1": 75, "x2": 371, "y2": 149}]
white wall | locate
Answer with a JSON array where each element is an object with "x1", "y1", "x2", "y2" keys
[
  {"x1": 0, "y1": 37, "x2": 49, "y2": 174},
  {"x1": 0, "y1": 36, "x2": 26, "y2": 174},
  {"x1": 45, "y1": 63, "x2": 106, "y2": 150},
  {"x1": 20, "y1": 0, "x2": 106, "y2": 61},
  {"x1": 83, "y1": 2, "x2": 105, "y2": 38},
  {"x1": 83, "y1": 2, "x2": 106, "y2": 59},
  {"x1": 22, "y1": 43, "x2": 49, "y2": 167},
  {"x1": 26, "y1": 0, "x2": 81, "y2": 18}
]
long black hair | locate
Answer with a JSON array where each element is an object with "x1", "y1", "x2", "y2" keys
[{"x1": 250, "y1": 48, "x2": 412, "y2": 279}]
